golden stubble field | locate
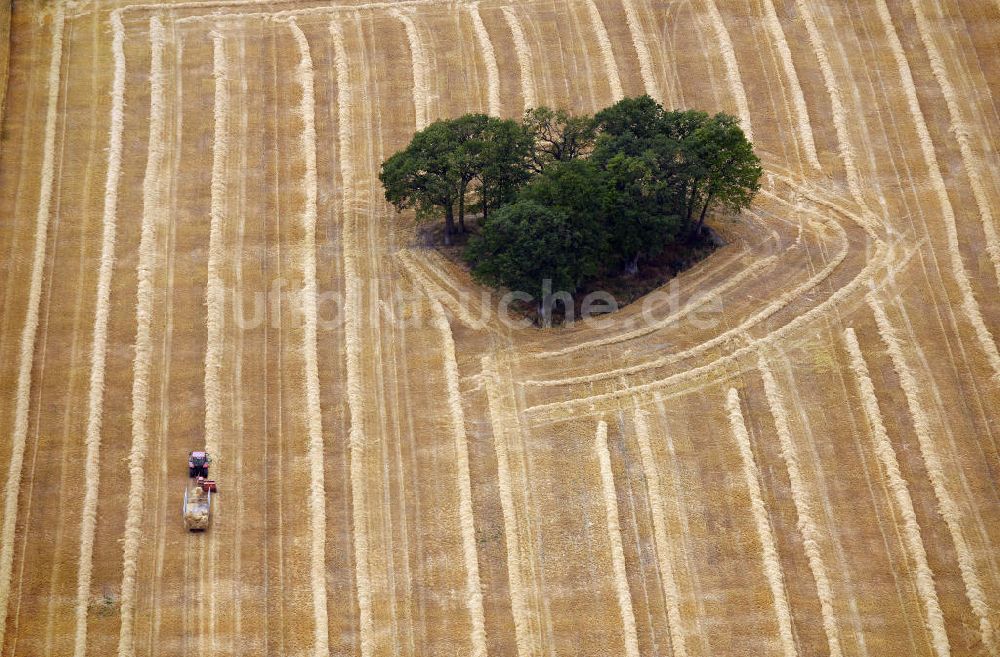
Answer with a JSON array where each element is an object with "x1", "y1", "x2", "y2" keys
[{"x1": 0, "y1": 0, "x2": 998, "y2": 655}]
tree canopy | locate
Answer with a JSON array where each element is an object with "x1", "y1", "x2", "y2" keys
[{"x1": 380, "y1": 96, "x2": 761, "y2": 315}]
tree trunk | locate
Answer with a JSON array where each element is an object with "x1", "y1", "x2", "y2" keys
[
  {"x1": 624, "y1": 253, "x2": 639, "y2": 276},
  {"x1": 693, "y1": 191, "x2": 714, "y2": 237},
  {"x1": 685, "y1": 185, "x2": 699, "y2": 226},
  {"x1": 458, "y1": 185, "x2": 469, "y2": 233},
  {"x1": 458, "y1": 186, "x2": 467, "y2": 233},
  {"x1": 444, "y1": 203, "x2": 454, "y2": 246}
]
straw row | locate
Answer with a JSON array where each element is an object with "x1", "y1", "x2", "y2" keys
[
  {"x1": 289, "y1": 20, "x2": 331, "y2": 657},
  {"x1": 0, "y1": 5, "x2": 65, "y2": 648},
  {"x1": 501, "y1": 7, "x2": 537, "y2": 110},
  {"x1": 792, "y1": 0, "x2": 867, "y2": 217},
  {"x1": 536, "y1": 252, "x2": 779, "y2": 359},
  {"x1": 468, "y1": 3, "x2": 500, "y2": 116},
  {"x1": 759, "y1": 0, "x2": 820, "y2": 170},
  {"x1": 393, "y1": 10, "x2": 430, "y2": 130},
  {"x1": 632, "y1": 408, "x2": 687, "y2": 657},
  {"x1": 73, "y1": 9, "x2": 125, "y2": 657},
  {"x1": 725, "y1": 388, "x2": 798, "y2": 657},
  {"x1": 842, "y1": 327, "x2": 949, "y2": 657},
  {"x1": 876, "y1": 0, "x2": 1000, "y2": 379},
  {"x1": 118, "y1": 16, "x2": 166, "y2": 657},
  {"x1": 584, "y1": 0, "x2": 623, "y2": 101},
  {"x1": 481, "y1": 354, "x2": 538, "y2": 657},
  {"x1": 594, "y1": 420, "x2": 641, "y2": 657},
  {"x1": 620, "y1": 0, "x2": 657, "y2": 99},
  {"x1": 430, "y1": 299, "x2": 488, "y2": 657},
  {"x1": 204, "y1": 30, "x2": 229, "y2": 460},
  {"x1": 330, "y1": 18, "x2": 376, "y2": 657},
  {"x1": 757, "y1": 354, "x2": 843, "y2": 657},
  {"x1": 527, "y1": 213, "x2": 848, "y2": 386},
  {"x1": 866, "y1": 295, "x2": 996, "y2": 656},
  {"x1": 703, "y1": 0, "x2": 752, "y2": 141}
]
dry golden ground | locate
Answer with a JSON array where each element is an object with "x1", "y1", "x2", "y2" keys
[{"x1": 0, "y1": 1, "x2": 998, "y2": 656}]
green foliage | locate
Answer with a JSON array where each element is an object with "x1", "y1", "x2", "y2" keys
[
  {"x1": 381, "y1": 96, "x2": 761, "y2": 309},
  {"x1": 465, "y1": 200, "x2": 604, "y2": 298},
  {"x1": 379, "y1": 115, "x2": 532, "y2": 244},
  {"x1": 522, "y1": 107, "x2": 598, "y2": 173}
]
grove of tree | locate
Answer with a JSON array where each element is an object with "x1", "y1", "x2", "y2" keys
[{"x1": 379, "y1": 96, "x2": 762, "y2": 315}]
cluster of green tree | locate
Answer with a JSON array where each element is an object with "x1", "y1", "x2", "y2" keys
[{"x1": 380, "y1": 96, "x2": 762, "y2": 305}]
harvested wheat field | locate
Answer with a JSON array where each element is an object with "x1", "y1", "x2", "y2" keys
[{"x1": 1, "y1": 0, "x2": 999, "y2": 655}]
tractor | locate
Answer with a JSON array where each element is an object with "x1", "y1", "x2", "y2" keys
[{"x1": 184, "y1": 451, "x2": 217, "y2": 531}]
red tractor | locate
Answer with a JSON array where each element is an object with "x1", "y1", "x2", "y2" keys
[
  {"x1": 184, "y1": 451, "x2": 217, "y2": 531},
  {"x1": 188, "y1": 451, "x2": 211, "y2": 478}
]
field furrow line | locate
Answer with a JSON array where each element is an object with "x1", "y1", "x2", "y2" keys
[
  {"x1": 759, "y1": 0, "x2": 821, "y2": 170},
  {"x1": 330, "y1": 18, "x2": 375, "y2": 657},
  {"x1": 595, "y1": 420, "x2": 641, "y2": 657},
  {"x1": 72, "y1": 10, "x2": 125, "y2": 657},
  {"x1": 468, "y1": 3, "x2": 500, "y2": 116},
  {"x1": 501, "y1": 7, "x2": 536, "y2": 111},
  {"x1": 843, "y1": 327, "x2": 950, "y2": 657},
  {"x1": 289, "y1": 20, "x2": 331, "y2": 657},
  {"x1": 583, "y1": 0, "x2": 623, "y2": 101},
  {"x1": 528, "y1": 213, "x2": 849, "y2": 387},
  {"x1": 536, "y1": 252, "x2": 780, "y2": 359},
  {"x1": 205, "y1": 30, "x2": 229, "y2": 461},
  {"x1": 482, "y1": 354, "x2": 538, "y2": 657},
  {"x1": 867, "y1": 295, "x2": 997, "y2": 656},
  {"x1": 726, "y1": 388, "x2": 798, "y2": 657},
  {"x1": 757, "y1": 354, "x2": 843, "y2": 657},
  {"x1": 392, "y1": 10, "x2": 429, "y2": 130},
  {"x1": 118, "y1": 16, "x2": 166, "y2": 657},
  {"x1": 632, "y1": 407, "x2": 687, "y2": 657},
  {"x1": 527, "y1": 235, "x2": 899, "y2": 417},
  {"x1": 397, "y1": 250, "x2": 485, "y2": 330},
  {"x1": 430, "y1": 299, "x2": 488, "y2": 657},
  {"x1": 702, "y1": 0, "x2": 752, "y2": 140},
  {"x1": 792, "y1": 0, "x2": 869, "y2": 220},
  {"x1": 0, "y1": 6, "x2": 64, "y2": 647},
  {"x1": 875, "y1": 0, "x2": 1000, "y2": 379}
]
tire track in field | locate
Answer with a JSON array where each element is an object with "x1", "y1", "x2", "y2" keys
[
  {"x1": 594, "y1": 420, "x2": 641, "y2": 657},
  {"x1": 757, "y1": 353, "x2": 843, "y2": 657},
  {"x1": 288, "y1": 20, "x2": 331, "y2": 657},
  {"x1": 501, "y1": 7, "x2": 537, "y2": 110},
  {"x1": 73, "y1": 9, "x2": 125, "y2": 657},
  {"x1": 527, "y1": 201, "x2": 851, "y2": 387},
  {"x1": 867, "y1": 294, "x2": 997, "y2": 656},
  {"x1": 843, "y1": 327, "x2": 950, "y2": 657},
  {"x1": 117, "y1": 15, "x2": 166, "y2": 657},
  {"x1": 0, "y1": 4, "x2": 63, "y2": 649}
]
